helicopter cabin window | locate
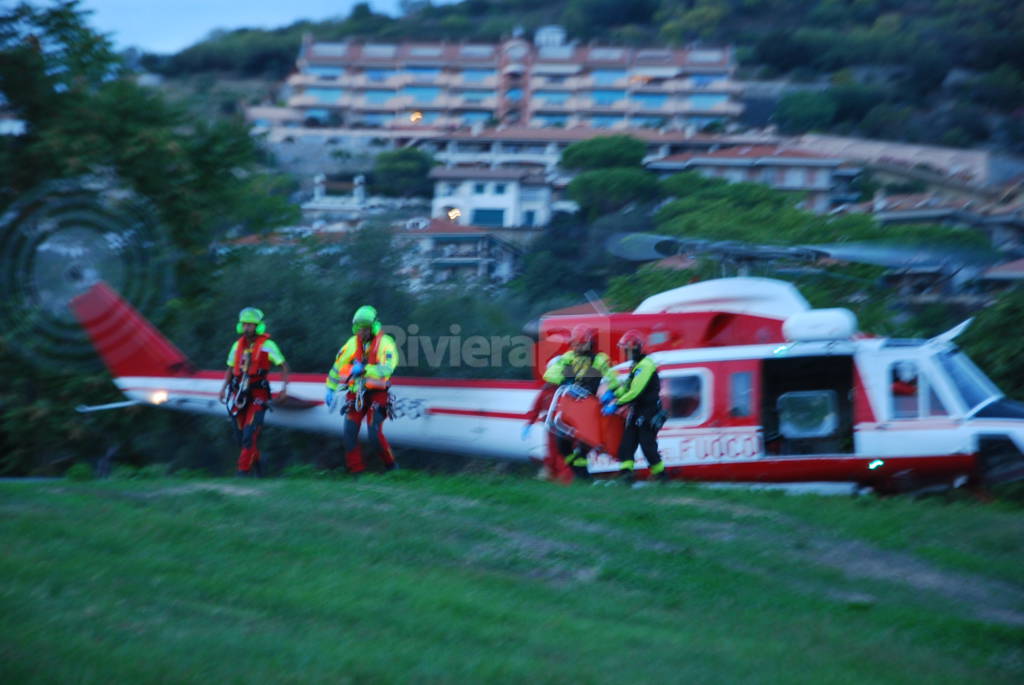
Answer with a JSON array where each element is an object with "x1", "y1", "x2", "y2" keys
[
  {"x1": 889, "y1": 361, "x2": 949, "y2": 419},
  {"x1": 777, "y1": 391, "x2": 838, "y2": 438},
  {"x1": 890, "y1": 361, "x2": 920, "y2": 418},
  {"x1": 662, "y1": 373, "x2": 704, "y2": 421},
  {"x1": 729, "y1": 371, "x2": 753, "y2": 417}
]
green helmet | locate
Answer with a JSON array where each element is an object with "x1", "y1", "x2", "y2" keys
[
  {"x1": 237, "y1": 307, "x2": 266, "y2": 334},
  {"x1": 352, "y1": 305, "x2": 380, "y2": 334}
]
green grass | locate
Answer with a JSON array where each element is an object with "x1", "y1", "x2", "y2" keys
[{"x1": 1, "y1": 474, "x2": 1022, "y2": 684}]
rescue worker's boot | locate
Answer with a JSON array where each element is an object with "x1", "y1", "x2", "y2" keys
[
  {"x1": 650, "y1": 462, "x2": 669, "y2": 483},
  {"x1": 617, "y1": 460, "x2": 635, "y2": 485},
  {"x1": 565, "y1": 448, "x2": 590, "y2": 482}
]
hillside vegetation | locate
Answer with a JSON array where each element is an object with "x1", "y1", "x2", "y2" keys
[{"x1": 1, "y1": 474, "x2": 1022, "y2": 682}]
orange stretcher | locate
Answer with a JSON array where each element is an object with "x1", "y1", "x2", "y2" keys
[{"x1": 549, "y1": 390, "x2": 625, "y2": 457}]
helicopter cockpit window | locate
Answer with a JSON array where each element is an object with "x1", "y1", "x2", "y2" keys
[
  {"x1": 890, "y1": 361, "x2": 920, "y2": 419},
  {"x1": 663, "y1": 374, "x2": 703, "y2": 420},
  {"x1": 777, "y1": 391, "x2": 838, "y2": 438},
  {"x1": 928, "y1": 386, "x2": 948, "y2": 417}
]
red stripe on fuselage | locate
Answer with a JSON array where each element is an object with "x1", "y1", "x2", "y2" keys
[
  {"x1": 179, "y1": 370, "x2": 541, "y2": 390},
  {"x1": 426, "y1": 407, "x2": 529, "y2": 420}
]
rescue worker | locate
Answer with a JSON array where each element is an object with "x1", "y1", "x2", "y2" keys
[
  {"x1": 533, "y1": 324, "x2": 619, "y2": 480},
  {"x1": 324, "y1": 305, "x2": 399, "y2": 474},
  {"x1": 219, "y1": 307, "x2": 289, "y2": 476},
  {"x1": 602, "y1": 329, "x2": 668, "y2": 484}
]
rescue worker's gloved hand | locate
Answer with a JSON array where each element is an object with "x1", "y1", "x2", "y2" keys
[
  {"x1": 351, "y1": 361, "x2": 366, "y2": 377},
  {"x1": 600, "y1": 389, "x2": 616, "y2": 405},
  {"x1": 521, "y1": 424, "x2": 531, "y2": 441},
  {"x1": 601, "y1": 401, "x2": 618, "y2": 416},
  {"x1": 324, "y1": 388, "x2": 335, "y2": 410}
]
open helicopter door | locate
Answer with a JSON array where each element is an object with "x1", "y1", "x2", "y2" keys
[{"x1": 761, "y1": 355, "x2": 855, "y2": 456}]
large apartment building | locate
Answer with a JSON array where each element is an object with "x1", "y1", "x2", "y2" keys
[{"x1": 285, "y1": 26, "x2": 743, "y2": 131}]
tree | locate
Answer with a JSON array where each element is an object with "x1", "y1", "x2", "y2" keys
[
  {"x1": 371, "y1": 148, "x2": 435, "y2": 197},
  {"x1": 561, "y1": 135, "x2": 646, "y2": 171},
  {"x1": 0, "y1": 1, "x2": 298, "y2": 475},
  {"x1": 566, "y1": 168, "x2": 661, "y2": 220},
  {"x1": 774, "y1": 91, "x2": 837, "y2": 133},
  {"x1": 960, "y1": 287, "x2": 1024, "y2": 400}
]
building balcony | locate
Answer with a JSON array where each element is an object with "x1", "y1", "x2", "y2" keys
[
  {"x1": 527, "y1": 99, "x2": 576, "y2": 111},
  {"x1": 449, "y1": 96, "x2": 498, "y2": 108},
  {"x1": 289, "y1": 73, "x2": 343, "y2": 86}
]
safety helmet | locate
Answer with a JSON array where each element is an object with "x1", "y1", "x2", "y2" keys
[
  {"x1": 352, "y1": 305, "x2": 381, "y2": 335},
  {"x1": 617, "y1": 329, "x2": 645, "y2": 354},
  {"x1": 236, "y1": 307, "x2": 266, "y2": 335},
  {"x1": 894, "y1": 361, "x2": 917, "y2": 384},
  {"x1": 569, "y1": 324, "x2": 598, "y2": 353}
]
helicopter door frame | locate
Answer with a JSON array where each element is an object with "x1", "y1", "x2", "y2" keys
[{"x1": 761, "y1": 355, "x2": 855, "y2": 456}]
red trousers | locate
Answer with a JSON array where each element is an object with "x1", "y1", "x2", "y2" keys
[
  {"x1": 545, "y1": 433, "x2": 574, "y2": 484},
  {"x1": 342, "y1": 390, "x2": 395, "y2": 473},
  {"x1": 233, "y1": 389, "x2": 269, "y2": 473}
]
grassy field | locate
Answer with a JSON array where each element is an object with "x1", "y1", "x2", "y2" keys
[{"x1": 1, "y1": 473, "x2": 1022, "y2": 684}]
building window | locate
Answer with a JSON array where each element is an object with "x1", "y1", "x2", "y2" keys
[
  {"x1": 690, "y1": 74, "x2": 726, "y2": 87},
  {"x1": 402, "y1": 86, "x2": 441, "y2": 103},
  {"x1": 406, "y1": 67, "x2": 440, "y2": 81},
  {"x1": 535, "y1": 113, "x2": 568, "y2": 127},
  {"x1": 472, "y1": 209, "x2": 505, "y2": 226},
  {"x1": 633, "y1": 93, "x2": 667, "y2": 109},
  {"x1": 592, "y1": 69, "x2": 626, "y2": 85},
  {"x1": 494, "y1": 183, "x2": 506, "y2": 194},
  {"x1": 632, "y1": 116, "x2": 666, "y2": 128},
  {"x1": 591, "y1": 115, "x2": 623, "y2": 128},
  {"x1": 306, "y1": 65, "x2": 344, "y2": 80},
  {"x1": 365, "y1": 69, "x2": 396, "y2": 83},
  {"x1": 365, "y1": 90, "x2": 394, "y2": 105},
  {"x1": 306, "y1": 87, "x2": 343, "y2": 103},
  {"x1": 534, "y1": 90, "x2": 570, "y2": 105},
  {"x1": 474, "y1": 183, "x2": 486, "y2": 194},
  {"x1": 462, "y1": 68, "x2": 494, "y2": 82},
  {"x1": 461, "y1": 111, "x2": 492, "y2": 124},
  {"x1": 523, "y1": 210, "x2": 536, "y2": 226},
  {"x1": 461, "y1": 90, "x2": 494, "y2": 103},
  {"x1": 783, "y1": 168, "x2": 806, "y2": 187},
  {"x1": 505, "y1": 88, "x2": 523, "y2": 101},
  {"x1": 303, "y1": 108, "x2": 330, "y2": 123},
  {"x1": 591, "y1": 90, "x2": 625, "y2": 106},
  {"x1": 687, "y1": 94, "x2": 728, "y2": 109},
  {"x1": 359, "y1": 113, "x2": 391, "y2": 126}
]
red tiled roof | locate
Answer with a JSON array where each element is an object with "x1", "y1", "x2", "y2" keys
[
  {"x1": 653, "y1": 145, "x2": 838, "y2": 164},
  {"x1": 653, "y1": 255, "x2": 697, "y2": 270},
  {"x1": 542, "y1": 300, "x2": 609, "y2": 317},
  {"x1": 403, "y1": 218, "x2": 495, "y2": 235},
  {"x1": 983, "y1": 258, "x2": 1024, "y2": 280},
  {"x1": 439, "y1": 126, "x2": 737, "y2": 144},
  {"x1": 429, "y1": 167, "x2": 547, "y2": 182}
]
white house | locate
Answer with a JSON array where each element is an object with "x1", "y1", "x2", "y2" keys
[
  {"x1": 646, "y1": 145, "x2": 860, "y2": 213},
  {"x1": 430, "y1": 167, "x2": 555, "y2": 228}
]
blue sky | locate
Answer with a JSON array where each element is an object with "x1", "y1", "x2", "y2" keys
[{"x1": 78, "y1": 0, "x2": 409, "y2": 54}]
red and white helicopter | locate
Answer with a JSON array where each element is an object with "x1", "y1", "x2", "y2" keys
[{"x1": 72, "y1": 277, "x2": 1024, "y2": 492}]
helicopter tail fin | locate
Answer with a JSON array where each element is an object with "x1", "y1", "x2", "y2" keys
[{"x1": 70, "y1": 282, "x2": 195, "y2": 378}]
